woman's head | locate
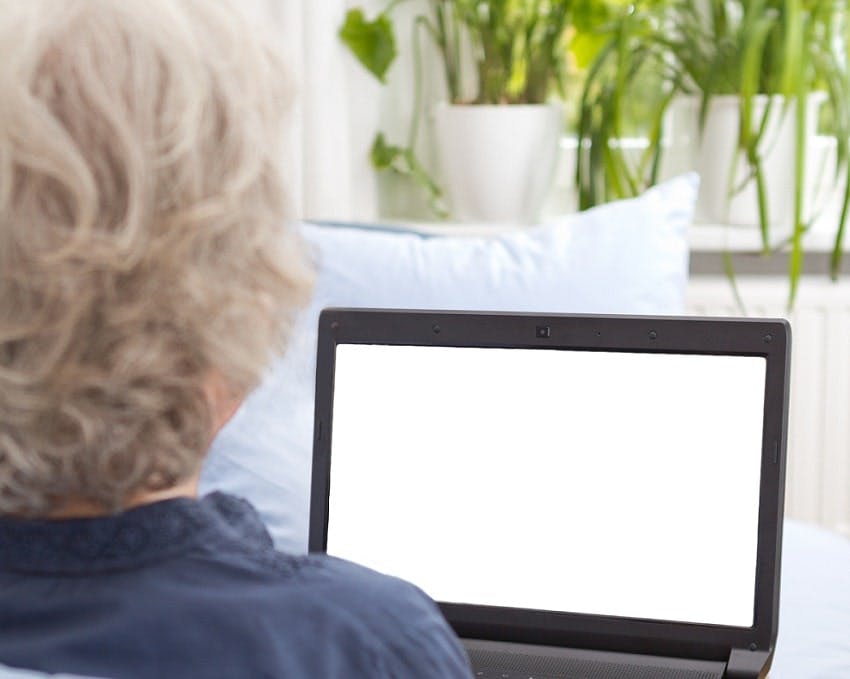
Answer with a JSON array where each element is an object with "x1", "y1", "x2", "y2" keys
[{"x1": 0, "y1": 0, "x2": 312, "y2": 515}]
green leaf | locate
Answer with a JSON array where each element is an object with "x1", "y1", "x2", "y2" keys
[
  {"x1": 339, "y1": 9, "x2": 397, "y2": 83},
  {"x1": 369, "y1": 133, "x2": 402, "y2": 169},
  {"x1": 830, "y1": 169, "x2": 850, "y2": 280},
  {"x1": 781, "y1": 0, "x2": 804, "y2": 97},
  {"x1": 570, "y1": 31, "x2": 609, "y2": 70},
  {"x1": 572, "y1": 0, "x2": 611, "y2": 33}
]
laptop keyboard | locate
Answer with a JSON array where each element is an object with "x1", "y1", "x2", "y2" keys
[{"x1": 473, "y1": 670, "x2": 569, "y2": 679}]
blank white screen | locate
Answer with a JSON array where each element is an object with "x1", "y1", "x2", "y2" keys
[{"x1": 327, "y1": 344, "x2": 766, "y2": 627}]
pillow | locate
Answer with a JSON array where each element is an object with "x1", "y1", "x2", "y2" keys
[{"x1": 199, "y1": 174, "x2": 698, "y2": 553}]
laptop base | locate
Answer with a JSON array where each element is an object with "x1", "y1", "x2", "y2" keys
[{"x1": 464, "y1": 638, "x2": 725, "y2": 679}]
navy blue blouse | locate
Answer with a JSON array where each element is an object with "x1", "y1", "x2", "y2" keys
[{"x1": 0, "y1": 493, "x2": 471, "y2": 678}]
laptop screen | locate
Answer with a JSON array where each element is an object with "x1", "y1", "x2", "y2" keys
[{"x1": 325, "y1": 343, "x2": 766, "y2": 628}]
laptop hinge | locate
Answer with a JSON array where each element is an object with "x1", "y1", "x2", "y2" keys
[{"x1": 726, "y1": 648, "x2": 771, "y2": 679}]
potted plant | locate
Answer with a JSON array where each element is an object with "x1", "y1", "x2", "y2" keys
[
  {"x1": 340, "y1": 0, "x2": 576, "y2": 222},
  {"x1": 576, "y1": 0, "x2": 850, "y2": 305}
]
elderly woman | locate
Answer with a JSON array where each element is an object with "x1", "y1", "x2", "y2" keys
[{"x1": 0, "y1": 1, "x2": 470, "y2": 677}]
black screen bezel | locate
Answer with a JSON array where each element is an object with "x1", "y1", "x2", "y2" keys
[{"x1": 308, "y1": 309, "x2": 790, "y2": 662}]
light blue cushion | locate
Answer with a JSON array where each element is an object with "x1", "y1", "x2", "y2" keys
[{"x1": 200, "y1": 174, "x2": 698, "y2": 553}]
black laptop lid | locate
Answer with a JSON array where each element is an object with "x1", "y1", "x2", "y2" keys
[{"x1": 309, "y1": 310, "x2": 790, "y2": 663}]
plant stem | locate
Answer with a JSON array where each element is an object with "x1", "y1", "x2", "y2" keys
[
  {"x1": 408, "y1": 16, "x2": 428, "y2": 150},
  {"x1": 789, "y1": 90, "x2": 808, "y2": 307}
]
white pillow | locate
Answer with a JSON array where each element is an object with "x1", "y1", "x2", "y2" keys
[{"x1": 200, "y1": 174, "x2": 698, "y2": 553}]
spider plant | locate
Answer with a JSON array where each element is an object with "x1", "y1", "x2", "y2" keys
[
  {"x1": 575, "y1": 2, "x2": 672, "y2": 210},
  {"x1": 577, "y1": 0, "x2": 850, "y2": 306}
]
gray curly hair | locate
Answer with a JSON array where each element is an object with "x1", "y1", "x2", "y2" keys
[{"x1": 0, "y1": 0, "x2": 313, "y2": 515}]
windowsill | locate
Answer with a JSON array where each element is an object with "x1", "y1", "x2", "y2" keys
[{"x1": 689, "y1": 221, "x2": 842, "y2": 253}]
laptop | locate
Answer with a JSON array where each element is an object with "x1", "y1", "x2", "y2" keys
[{"x1": 309, "y1": 309, "x2": 790, "y2": 679}]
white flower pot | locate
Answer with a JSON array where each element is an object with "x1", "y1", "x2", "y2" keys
[
  {"x1": 434, "y1": 103, "x2": 562, "y2": 223},
  {"x1": 666, "y1": 95, "x2": 823, "y2": 228}
]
